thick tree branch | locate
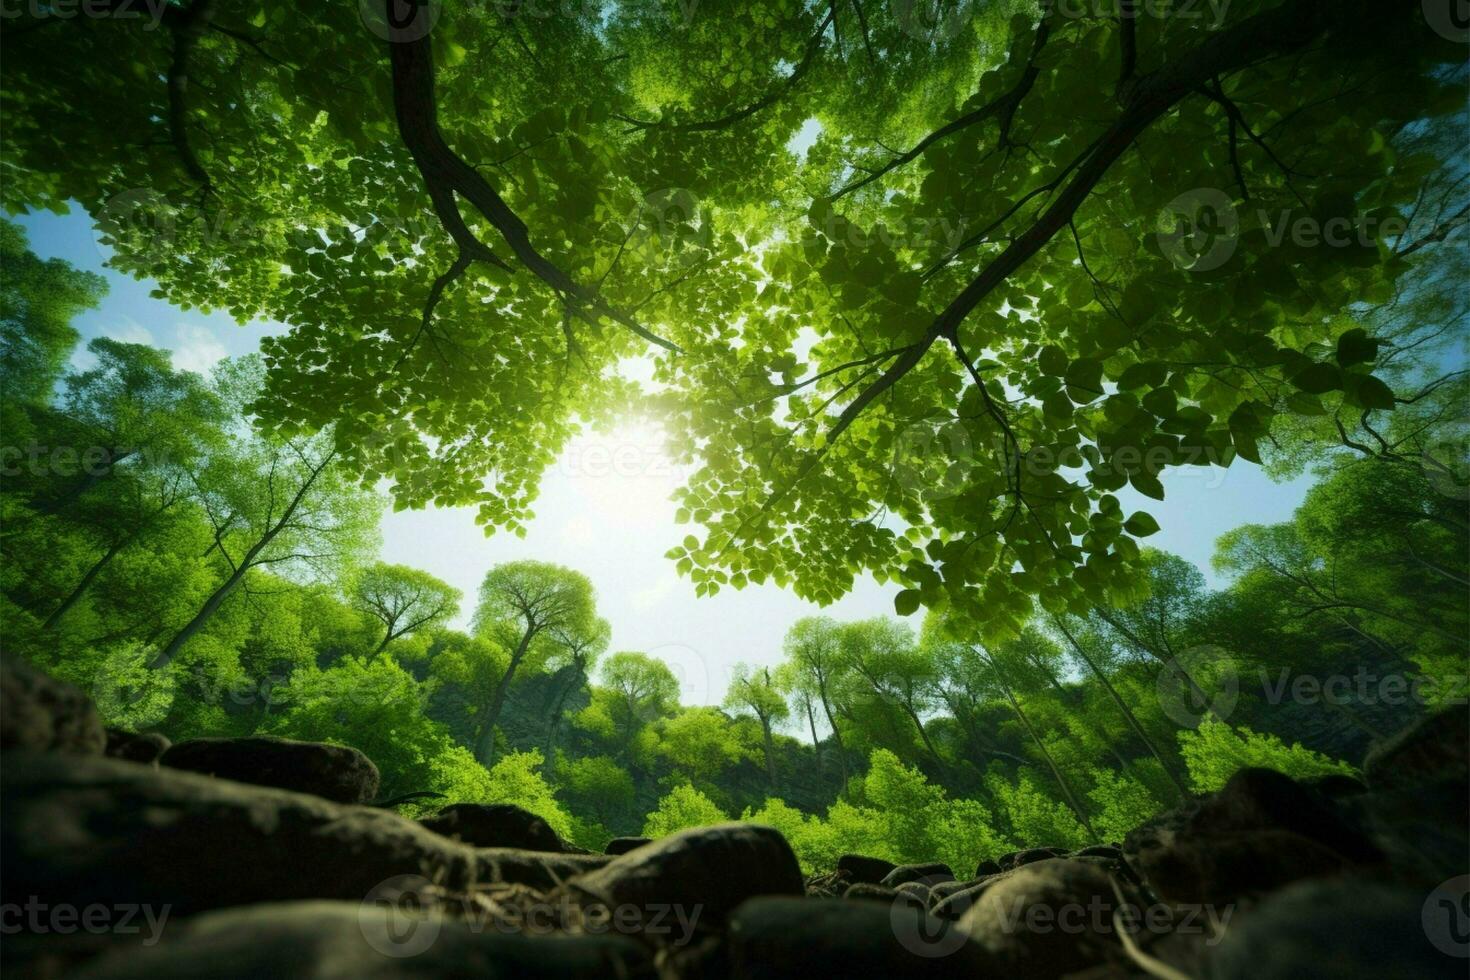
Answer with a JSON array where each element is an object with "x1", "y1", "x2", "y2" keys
[{"x1": 383, "y1": 14, "x2": 681, "y2": 353}]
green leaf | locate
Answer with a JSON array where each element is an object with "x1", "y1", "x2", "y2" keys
[
  {"x1": 1335, "y1": 328, "x2": 1381, "y2": 367},
  {"x1": 1290, "y1": 362, "x2": 1343, "y2": 395},
  {"x1": 1123, "y1": 511, "x2": 1160, "y2": 536},
  {"x1": 893, "y1": 589, "x2": 922, "y2": 617}
]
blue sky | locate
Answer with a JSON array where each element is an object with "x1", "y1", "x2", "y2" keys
[{"x1": 13, "y1": 208, "x2": 1315, "y2": 706}]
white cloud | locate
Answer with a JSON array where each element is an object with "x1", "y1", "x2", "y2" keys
[{"x1": 170, "y1": 322, "x2": 229, "y2": 375}]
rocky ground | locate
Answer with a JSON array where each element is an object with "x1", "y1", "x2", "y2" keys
[{"x1": 1, "y1": 654, "x2": 1466, "y2": 979}]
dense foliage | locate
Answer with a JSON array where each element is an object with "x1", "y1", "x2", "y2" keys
[{"x1": 1, "y1": 0, "x2": 1465, "y2": 866}]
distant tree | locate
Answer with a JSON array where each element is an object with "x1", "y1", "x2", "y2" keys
[
  {"x1": 0, "y1": 218, "x2": 104, "y2": 406},
  {"x1": 782, "y1": 616, "x2": 853, "y2": 789},
  {"x1": 542, "y1": 616, "x2": 610, "y2": 773},
  {"x1": 149, "y1": 358, "x2": 381, "y2": 668},
  {"x1": 470, "y1": 561, "x2": 597, "y2": 764},
  {"x1": 660, "y1": 707, "x2": 749, "y2": 781},
  {"x1": 724, "y1": 662, "x2": 789, "y2": 788},
  {"x1": 351, "y1": 562, "x2": 460, "y2": 656},
  {"x1": 596, "y1": 651, "x2": 680, "y2": 763}
]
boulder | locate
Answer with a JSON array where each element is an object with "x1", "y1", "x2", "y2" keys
[
  {"x1": 727, "y1": 896, "x2": 999, "y2": 979},
  {"x1": 1189, "y1": 768, "x2": 1382, "y2": 864},
  {"x1": 160, "y1": 735, "x2": 379, "y2": 805},
  {"x1": 0, "y1": 751, "x2": 479, "y2": 916},
  {"x1": 556, "y1": 823, "x2": 803, "y2": 933},
  {"x1": 957, "y1": 857, "x2": 1131, "y2": 977},
  {"x1": 1363, "y1": 707, "x2": 1470, "y2": 791},
  {"x1": 421, "y1": 803, "x2": 565, "y2": 852},
  {"x1": 880, "y1": 862, "x2": 954, "y2": 888},
  {"x1": 1211, "y1": 879, "x2": 1460, "y2": 980},
  {"x1": 604, "y1": 837, "x2": 651, "y2": 856},
  {"x1": 836, "y1": 853, "x2": 896, "y2": 885},
  {"x1": 997, "y1": 846, "x2": 1069, "y2": 870},
  {"x1": 974, "y1": 858, "x2": 1002, "y2": 877},
  {"x1": 65, "y1": 901, "x2": 656, "y2": 980},
  {"x1": 1131, "y1": 830, "x2": 1349, "y2": 906},
  {"x1": 105, "y1": 729, "x2": 170, "y2": 765},
  {"x1": 0, "y1": 655, "x2": 105, "y2": 756}
]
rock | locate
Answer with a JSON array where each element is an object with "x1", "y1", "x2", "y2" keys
[
  {"x1": 880, "y1": 862, "x2": 954, "y2": 888},
  {"x1": 1363, "y1": 707, "x2": 1470, "y2": 791},
  {"x1": 0, "y1": 655, "x2": 105, "y2": 756},
  {"x1": 727, "y1": 896, "x2": 1000, "y2": 979},
  {"x1": 421, "y1": 803, "x2": 565, "y2": 852},
  {"x1": 1211, "y1": 879, "x2": 1460, "y2": 980},
  {"x1": 604, "y1": 837, "x2": 651, "y2": 856},
  {"x1": 1306, "y1": 773, "x2": 1368, "y2": 799},
  {"x1": 556, "y1": 823, "x2": 803, "y2": 934},
  {"x1": 105, "y1": 729, "x2": 170, "y2": 765},
  {"x1": 974, "y1": 858, "x2": 1002, "y2": 877},
  {"x1": 930, "y1": 876, "x2": 1007, "y2": 921},
  {"x1": 1132, "y1": 830, "x2": 1350, "y2": 906},
  {"x1": 1073, "y1": 844, "x2": 1122, "y2": 860},
  {"x1": 1189, "y1": 768, "x2": 1382, "y2": 864},
  {"x1": 160, "y1": 735, "x2": 380, "y2": 805},
  {"x1": 65, "y1": 901, "x2": 657, "y2": 980},
  {"x1": 0, "y1": 750, "x2": 479, "y2": 917},
  {"x1": 836, "y1": 853, "x2": 896, "y2": 885},
  {"x1": 957, "y1": 858, "x2": 1129, "y2": 976},
  {"x1": 997, "y1": 846, "x2": 1069, "y2": 870}
]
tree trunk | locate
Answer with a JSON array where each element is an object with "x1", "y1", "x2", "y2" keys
[
  {"x1": 1094, "y1": 609, "x2": 1231, "y2": 727},
  {"x1": 984, "y1": 649, "x2": 1098, "y2": 839},
  {"x1": 42, "y1": 539, "x2": 126, "y2": 630},
  {"x1": 475, "y1": 629, "x2": 535, "y2": 767},
  {"x1": 816, "y1": 684, "x2": 850, "y2": 796},
  {"x1": 149, "y1": 560, "x2": 251, "y2": 668},
  {"x1": 542, "y1": 669, "x2": 580, "y2": 775},
  {"x1": 760, "y1": 715, "x2": 778, "y2": 789},
  {"x1": 900, "y1": 701, "x2": 945, "y2": 768},
  {"x1": 1052, "y1": 617, "x2": 1189, "y2": 799}
]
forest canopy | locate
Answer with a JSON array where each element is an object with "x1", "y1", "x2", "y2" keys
[
  {"x1": 4, "y1": 0, "x2": 1464, "y2": 633},
  {"x1": 0, "y1": 0, "x2": 1465, "y2": 868}
]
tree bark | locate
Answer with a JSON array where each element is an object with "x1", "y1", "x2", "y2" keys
[
  {"x1": 1052, "y1": 617, "x2": 1189, "y2": 799},
  {"x1": 41, "y1": 539, "x2": 126, "y2": 630},
  {"x1": 474, "y1": 628, "x2": 535, "y2": 766},
  {"x1": 983, "y1": 648, "x2": 1098, "y2": 839}
]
